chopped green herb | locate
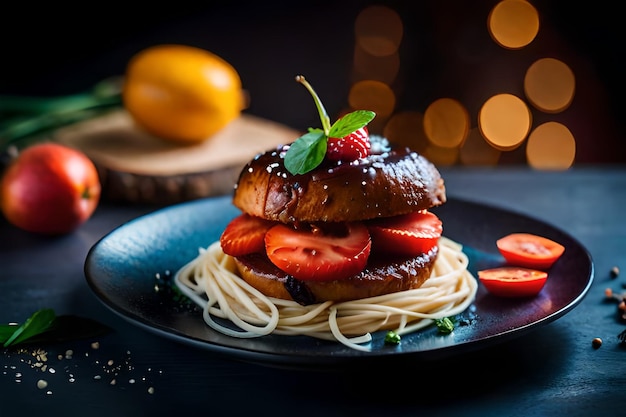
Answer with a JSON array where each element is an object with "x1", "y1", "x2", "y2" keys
[
  {"x1": 434, "y1": 317, "x2": 456, "y2": 334},
  {"x1": 384, "y1": 330, "x2": 401, "y2": 345}
]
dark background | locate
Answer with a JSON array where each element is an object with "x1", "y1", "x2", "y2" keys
[{"x1": 2, "y1": 1, "x2": 624, "y2": 163}]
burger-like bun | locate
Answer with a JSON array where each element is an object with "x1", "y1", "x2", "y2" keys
[
  {"x1": 233, "y1": 145, "x2": 446, "y2": 224},
  {"x1": 228, "y1": 141, "x2": 447, "y2": 304},
  {"x1": 234, "y1": 247, "x2": 438, "y2": 304}
]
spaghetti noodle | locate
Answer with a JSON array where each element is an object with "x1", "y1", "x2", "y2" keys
[{"x1": 174, "y1": 236, "x2": 477, "y2": 351}]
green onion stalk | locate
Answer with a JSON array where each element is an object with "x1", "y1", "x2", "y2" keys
[{"x1": 0, "y1": 77, "x2": 124, "y2": 153}]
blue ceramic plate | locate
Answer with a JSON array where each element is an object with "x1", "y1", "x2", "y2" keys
[{"x1": 85, "y1": 196, "x2": 593, "y2": 368}]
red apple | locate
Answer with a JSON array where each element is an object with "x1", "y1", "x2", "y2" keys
[{"x1": 0, "y1": 142, "x2": 101, "y2": 235}]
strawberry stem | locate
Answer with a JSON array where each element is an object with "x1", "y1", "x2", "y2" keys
[{"x1": 295, "y1": 75, "x2": 331, "y2": 136}]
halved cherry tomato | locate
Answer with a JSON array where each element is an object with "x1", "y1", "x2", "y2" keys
[
  {"x1": 264, "y1": 222, "x2": 371, "y2": 281},
  {"x1": 367, "y1": 211, "x2": 442, "y2": 257},
  {"x1": 220, "y1": 214, "x2": 275, "y2": 256},
  {"x1": 478, "y1": 267, "x2": 548, "y2": 298},
  {"x1": 496, "y1": 233, "x2": 565, "y2": 270}
]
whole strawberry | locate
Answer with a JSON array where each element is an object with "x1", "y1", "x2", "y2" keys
[{"x1": 284, "y1": 75, "x2": 376, "y2": 175}]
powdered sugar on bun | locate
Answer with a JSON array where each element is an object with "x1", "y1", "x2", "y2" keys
[{"x1": 233, "y1": 143, "x2": 446, "y2": 224}]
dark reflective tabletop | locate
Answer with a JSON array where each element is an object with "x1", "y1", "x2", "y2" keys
[{"x1": 2, "y1": 166, "x2": 625, "y2": 416}]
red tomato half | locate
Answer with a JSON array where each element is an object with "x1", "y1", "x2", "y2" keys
[
  {"x1": 496, "y1": 233, "x2": 565, "y2": 270},
  {"x1": 478, "y1": 267, "x2": 548, "y2": 297},
  {"x1": 264, "y1": 222, "x2": 371, "y2": 281},
  {"x1": 367, "y1": 211, "x2": 442, "y2": 257}
]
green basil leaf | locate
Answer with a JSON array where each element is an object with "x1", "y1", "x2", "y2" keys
[
  {"x1": 1, "y1": 312, "x2": 113, "y2": 348},
  {"x1": 0, "y1": 324, "x2": 20, "y2": 343},
  {"x1": 328, "y1": 110, "x2": 376, "y2": 138},
  {"x1": 4, "y1": 308, "x2": 56, "y2": 347},
  {"x1": 284, "y1": 129, "x2": 327, "y2": 175},
  {"x1": 24, "y1": 315, "x2": 113, "y2": 345}
]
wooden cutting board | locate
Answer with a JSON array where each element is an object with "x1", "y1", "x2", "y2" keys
[{"x1": 54, "y1": 110, "x2": 300, "y2": 205}]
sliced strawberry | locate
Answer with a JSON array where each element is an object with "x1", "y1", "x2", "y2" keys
[
  {"x1": 326, "y1": 126, "x2": 371, "y2": 162},
  {"x1": 264, "y1": 222, "x2": 371, "y2": 281},
  {"x1": 220, "y1": 214, "x2": 275, "y2": 256},
  {"x1": 367, "y1": 211, "x2": 442, "y2": 257}
]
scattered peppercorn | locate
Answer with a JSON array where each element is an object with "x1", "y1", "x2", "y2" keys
[
  {"x1": 1, "y1": 340, "x2": 162, "y2": 396},
  {"x1": 611, "y1": 266, "x2": 620, "y2": 279},
  {"x1": 604, "y1": 287, "x2": 626, "y2": 306},
  {"x1": 592, "y1": 337, "x2": 603, "y2": 349}
]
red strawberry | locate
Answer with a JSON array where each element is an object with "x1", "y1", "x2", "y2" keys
[
  {"x1": 326, "y1": 126, "x2": 371, "y2": 162},
  {"x1": 220, "y1": 214, "x2": 275, "y2": 256}
]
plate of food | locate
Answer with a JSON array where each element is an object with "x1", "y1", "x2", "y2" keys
[
  {"x1": 84, "y1": 77, "x2": 593, "y2": 368},
  {"x1": 84, "y1": 148, "x2": 593, "y2": 368}
]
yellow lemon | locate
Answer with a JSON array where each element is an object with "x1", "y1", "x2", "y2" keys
[{"x1": 123, "y1": 44, "x2": 245, "y2": 144}]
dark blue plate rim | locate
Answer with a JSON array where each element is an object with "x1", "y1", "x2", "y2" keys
[{"x1": 84, "y1": 195, "x2": 594, "y2": 368}]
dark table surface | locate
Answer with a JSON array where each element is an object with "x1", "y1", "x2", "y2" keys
[{"x1": 1, "y1": 165, "x2": 625, "y2": 416}]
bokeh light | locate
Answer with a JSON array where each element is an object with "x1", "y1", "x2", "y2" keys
[
  {"x1": 345, "y1": 0, "x2": 582, "y2": 169},
  {"x1": 459, "y1": 128, "x2": 501, "y2": 166},
  {"x1": 354, "y1": 5, "x2": 403, "y2": 57},
  {"x1": 488, "y1": 0, "x2": 540, "y2": 49},
  {"x1": 423, "y1": 144, "x2": 459, "y2": 167},
  {"x1": 524, "y1": 58, "x2": 576, "y2": 113},
  {"x1": 382, "y1": 111, "x2": 428, "y2": 152},
  {"x1": 348, "y1": 80, "x2": 396, "y2": 127},
  {"x1": 526, "y1": 122, "x2": 576, "y2": 169},
  {"x1": 352, "y1": 44, "x2": 400, "y2": 85},
  {"x1": 479, "y1": 94, "x2": 532, "y2": 151},
  {"x1": 423, "y1": 98, "x2": 469, "y2": 148}
]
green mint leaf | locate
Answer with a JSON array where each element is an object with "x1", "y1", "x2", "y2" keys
[
  {"x1": 4, "y1": 308, "x2": 56, "y2": 347},
  {"x1": 284, "y1": 129, "x2": 327, "y2": 175},
  {"x1": 328, "y1": 110, "x2": 376, "y2": 138}
]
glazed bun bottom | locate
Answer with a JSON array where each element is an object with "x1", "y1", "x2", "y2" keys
[{"x1": 233, "y1": 246, "x2": 439, "y2": 305}]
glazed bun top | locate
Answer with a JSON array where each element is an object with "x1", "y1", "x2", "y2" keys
[{"x1": 232, "y1": 138, "x2": 446, "y2": 224}]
